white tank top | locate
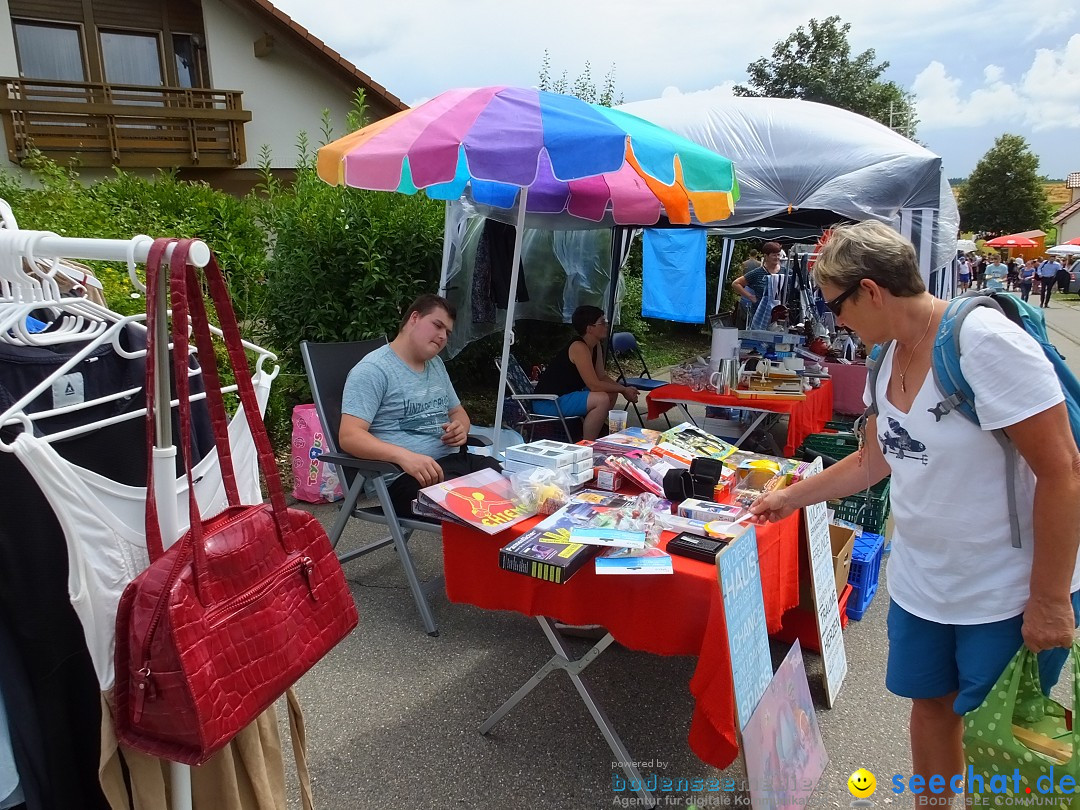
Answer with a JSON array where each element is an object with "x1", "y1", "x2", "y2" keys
[{"x1": 9, "y1": 372, "x2": 271, "y2": 690}]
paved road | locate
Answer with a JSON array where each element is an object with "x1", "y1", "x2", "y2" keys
[{"x1": 283, "y1": 291, "x2": 1080, "y2": 810}]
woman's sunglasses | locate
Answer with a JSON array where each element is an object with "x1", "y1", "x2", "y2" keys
[{"x1": 825, "y1": 282, "x2": 862, "y2": 316}]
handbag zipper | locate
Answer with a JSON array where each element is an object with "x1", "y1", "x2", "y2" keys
[{"x1": 133, "y1": 549, "x2": 316, "y2": 723}]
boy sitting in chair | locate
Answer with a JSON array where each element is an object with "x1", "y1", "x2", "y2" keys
[{"x1": 339, "y1": 294, "x2": 499, "y2": 517}]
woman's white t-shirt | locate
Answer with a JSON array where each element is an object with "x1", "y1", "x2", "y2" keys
[{"x1": 866, "y1": 306, "x2": 1079, "y2": 624}]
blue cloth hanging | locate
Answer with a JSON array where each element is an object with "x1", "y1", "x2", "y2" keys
[{"x1": 641, "y1": 229, "x2": 706, "y2": 323}]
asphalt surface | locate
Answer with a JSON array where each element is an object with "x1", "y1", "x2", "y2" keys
[{"x1": 280, "y1": 292, "x2": 1080, "y2": 810}]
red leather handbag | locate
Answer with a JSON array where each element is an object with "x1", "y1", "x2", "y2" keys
[{"x1": 114, "y1": 238, "x2": 357, "y2": 765}]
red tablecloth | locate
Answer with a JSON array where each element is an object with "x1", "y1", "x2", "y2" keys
[
  {"x1": 441, "y1": 511, "x2": 802, "y2": 769},
  {"x1": 646, "y1": 380, "x2": 834, "y2": 456},
  {"x1": 823, "y1": 362, "x2": 869, "y2": 416}
]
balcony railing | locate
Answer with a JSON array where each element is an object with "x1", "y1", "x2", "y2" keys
[{"x1": 0, "y1": 78, "x2": 252, "y2": 168}]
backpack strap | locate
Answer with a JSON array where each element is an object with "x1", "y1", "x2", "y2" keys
[
  {"x1": 853, "y1": 340, "x2": 891, "y2": 451},
  {"x1": 929, "y1": 291, "x2": 1022, "y2": 548}
]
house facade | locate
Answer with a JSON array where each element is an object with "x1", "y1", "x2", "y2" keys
[
  {"x1": 0, "y1": 0, "x2": 405, "y2": 191},
  {"x1": 1053, "y1": 172, "x2": 1080, "y2": 244}
]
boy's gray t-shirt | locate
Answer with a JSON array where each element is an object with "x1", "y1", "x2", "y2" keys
[{"x1": 341, "y1": 344, "x2": 461, "y2": 460}]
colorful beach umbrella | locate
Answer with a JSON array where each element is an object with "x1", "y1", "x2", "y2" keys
[
  {"x1": 317, "y1": 86, "x2": 739, "y2": 225},
  {"x1": 317, "y1": 86, "x2": 739, "y2": 452}
]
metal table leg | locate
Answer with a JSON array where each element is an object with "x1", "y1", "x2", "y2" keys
[{"x1": 480, "y1": 617, "x2": 657, "y2": 808}]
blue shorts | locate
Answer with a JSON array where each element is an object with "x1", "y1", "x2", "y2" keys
[
  {"x1": 886, "y1": 592, "x2": 1080, "y2": 714},
  {"x1": 533, "y1": 389, "x2": 591, "y2": 418}
]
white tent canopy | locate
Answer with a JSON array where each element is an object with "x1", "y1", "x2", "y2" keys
[{"x1": 618, "y1": 93, "x2": 960, "y2": 285}]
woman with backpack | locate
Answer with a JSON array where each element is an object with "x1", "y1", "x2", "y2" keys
[{"x1": 749, "y1": 220, "x2": 1080, "y2": 809}]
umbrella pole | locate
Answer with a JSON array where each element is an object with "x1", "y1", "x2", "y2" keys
[{"x1": 492, "y1": 187, "x2": 528, "y2": 458}]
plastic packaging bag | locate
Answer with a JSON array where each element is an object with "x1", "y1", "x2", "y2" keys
[
  {"x1": 291, "y1": 404, "x2": 343, "y2": 503},
  {"x1": 510, "y1": 466, "x2": 572, "y2": 515}
]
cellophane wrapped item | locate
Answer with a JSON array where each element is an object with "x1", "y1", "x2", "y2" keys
[{"x1": 510, "y1": 466, "x2": 572, "y2": 515}]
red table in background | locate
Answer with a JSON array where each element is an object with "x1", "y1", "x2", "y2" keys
[
  {"x1": 646, "y1": 379, "x2": 833, "y2": 457},
  {"x1": 823, "y1": 362, "x2": 869, "y2": 416},
  {"x1": 441, "y1": 511, "x2": 802, "y2": 770}
]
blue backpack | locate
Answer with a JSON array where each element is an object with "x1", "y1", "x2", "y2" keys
[{"x1": 864, "y1": 290, "x2": 1080, "y2": 547}]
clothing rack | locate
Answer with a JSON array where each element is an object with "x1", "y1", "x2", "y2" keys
[{"x1": 0, "y1": 228, "x2": 218, "y2": 810}]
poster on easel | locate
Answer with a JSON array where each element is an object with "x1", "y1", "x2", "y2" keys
[
  {"x1": 717, "y1": 525, "x2": 774, "y2": 730},
  {"x1": 742, "y1": 641, "x2": 828, "y2": 809},
  {"x1": 801, "y1": 457, "x2": 848, "y2": 706}
]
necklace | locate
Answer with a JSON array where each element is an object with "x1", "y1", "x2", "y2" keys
[{"x1": 898, "y1": 299, "x2": 937, "y2": 393}]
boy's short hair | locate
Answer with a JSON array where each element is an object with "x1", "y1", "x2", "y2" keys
[
  {"x1": 571, "y1": 305, "x2": 604, "y2": 336},
  {"x1": 399, "y1": 294, "x2": 456, "y2": 333}
]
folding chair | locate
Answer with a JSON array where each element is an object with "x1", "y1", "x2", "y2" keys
[
  {"x1": 496, "y1": 354, "x2": 582, "y2": 442},
  {"x1": 609, "y1": 331, "x2": 672, "y2": 428},
  {"x1": 301, "y1": 338, "x2": 490, "y2": 637}
]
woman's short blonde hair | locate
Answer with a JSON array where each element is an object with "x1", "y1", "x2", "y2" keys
[{"x1": 814, "y1": 221, "x2": 925, "y2": 297}]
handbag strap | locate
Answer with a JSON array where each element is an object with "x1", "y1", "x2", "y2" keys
[
  {"x1": 143, "y1": 238, "x2": 242, "y2": 562},
  {"x1": 161, "y1": 240, "x2": 294, "y2": 591},
  {"x1": 144, "y1": 238, "x2": 291, "y2": 575}
]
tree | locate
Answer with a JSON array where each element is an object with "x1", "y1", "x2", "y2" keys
[
  {"x1": 734, "y1": 16, "x2": 917, "y2": 137},
  {"x1": 958, "y1": 134, "x2": 1053, "y2": 235},
  {"x1": 538, "y1": 50, "x2": 623, "y2": 107}
]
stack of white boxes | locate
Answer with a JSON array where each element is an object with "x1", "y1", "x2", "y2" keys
[{"x1": 503, "y1": 439, "x2": 594, "y2": 487}]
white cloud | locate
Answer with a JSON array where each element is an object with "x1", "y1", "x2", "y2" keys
[{"x1": 914, "y1": 35, "x2": 1080, "y2": 132}]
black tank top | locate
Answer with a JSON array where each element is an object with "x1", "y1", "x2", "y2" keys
[{"x1": 535, "y1": 337, "x2": 598, "y2": 396}]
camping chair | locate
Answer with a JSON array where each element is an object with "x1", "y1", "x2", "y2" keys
[
  {"x1": 609, "y1": 331, "x2": 672, "y2": 428},
  {"x1": 496, "y1": 354, "x2": 582, "y2": 442},
  {"x1": 301, "y1": 338, "x2": 490, "y2": 637}
]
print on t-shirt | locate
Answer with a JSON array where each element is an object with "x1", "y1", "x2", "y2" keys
[
  {"x1": 399, "y1": 393, "x2": 451, "y2": 436},
  {"x1": 879, "y1": 417, "x2": 928, "y2": 465}
]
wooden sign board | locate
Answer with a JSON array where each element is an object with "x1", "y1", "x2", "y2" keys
[
  {"x1": 801, "y1": 457, "x2": 848, "y2": 707},
  {"x1": 717, "y1": 524, "x2": 775, "y2": 730}
]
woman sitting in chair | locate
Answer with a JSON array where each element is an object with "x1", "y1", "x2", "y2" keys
[{"x1": 534, "y1": 305, "x2": 639, "y2": 440}]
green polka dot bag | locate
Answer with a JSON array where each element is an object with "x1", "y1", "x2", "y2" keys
[{"x1": 963, "y1": 644, "x2": 1080, "y2": 808}]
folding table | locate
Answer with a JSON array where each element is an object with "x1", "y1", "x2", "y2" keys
[{"x1": 440, "y1": 511, "x2": 802, "y2": 807}]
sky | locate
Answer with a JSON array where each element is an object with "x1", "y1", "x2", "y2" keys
[{"x1": 270, "y1": 0, "x2": 1080, "y2": 179}]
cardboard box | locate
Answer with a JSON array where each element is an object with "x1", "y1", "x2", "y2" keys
[{"x1": 798, "y1": 524, "x2": 856, "y2": 610}]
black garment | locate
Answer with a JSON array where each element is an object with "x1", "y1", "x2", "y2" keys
[
  {"x1": 472, "y1": 218, "x2": 529, "y2": 323},
  {"x1": 387, "y1": 451, "x2": 502, "y2": 518},
  {"x1": 0, "y1": 617, "x2": 49, "y2": 810},
  {"x1": 534, "y1": 337, "x2": 599, "y2": 397}
]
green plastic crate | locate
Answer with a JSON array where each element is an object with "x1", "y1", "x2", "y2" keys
[
  {"x1": 801, "y1": 431, "x2": 861, "y2": 460},
  {"x1": 830, "y1": 482, "x2": 891, "y2": 534}
]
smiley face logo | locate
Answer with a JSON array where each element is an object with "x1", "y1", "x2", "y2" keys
[{"x1": 848, "y1": 768, "x2": 876, "y2": 798}]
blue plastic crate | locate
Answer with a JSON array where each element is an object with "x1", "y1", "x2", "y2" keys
[{"x1": 846, "y1": 532, "x2": 886, "y2": 620}]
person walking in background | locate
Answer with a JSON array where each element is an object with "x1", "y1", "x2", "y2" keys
[
  {"x1": 957, "y1": 255, "x2": 972, "y2": 292},
  {"x1": 984, "y1": 254, "x2": 1008, "y2": 291},
  {"x1": 1006, "y1": 258, "x2": 1021, "y2": 291},
  {"x1": 1038, "y1": 255, "x2": 1063, "y2": 308},
  {"x1": 750, "y1": 220, "x2": 1080, "y2": 810},
  {"x1": 1019, "y1": 259, "x2": 1036, "y2": 302},
  {"x1": 1057, "y1": 259, "x2": 1072, "y2": 294},
  {"x1": 975, "y1": 256, "x2": 988, "y2": 290}
]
